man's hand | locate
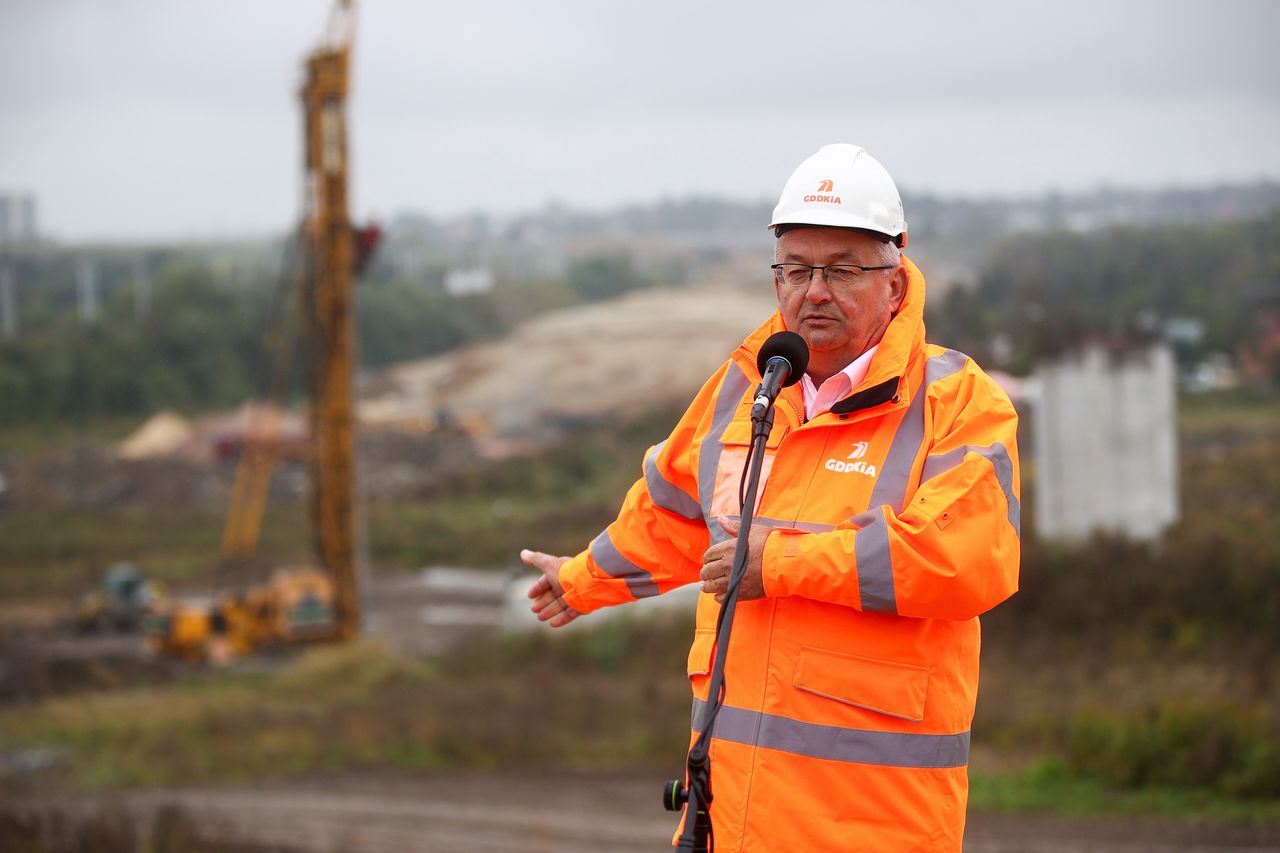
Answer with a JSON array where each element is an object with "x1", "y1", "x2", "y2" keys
[
  {"x1": 700, "y1": 517, "x2": 770, "y2": 604},
  {"x1": 521, "y1": 549, "x2": 581, "y2": 628}
]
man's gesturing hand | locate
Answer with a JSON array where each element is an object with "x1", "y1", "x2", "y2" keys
[
  {"x1": 521, "y1": 549, "x2": 581, "y2": 628},
  {"x1": 700, "y1": 517, "x2": 770, "y2": 604}
]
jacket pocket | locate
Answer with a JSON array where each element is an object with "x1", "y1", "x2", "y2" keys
[
  {"x1": 708, "y1": 420, "x2": 788, "y2": 520},
  {"x1": 687, "y1": 628, "x2": 716, "y2": 678},
  {"x1": 792, "y1": 645, "x2": 930, "y2": 722}
]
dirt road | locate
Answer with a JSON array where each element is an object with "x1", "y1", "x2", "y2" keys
[{"x1": 14, "y1": 771, "x2": 1278, "y2": 853}]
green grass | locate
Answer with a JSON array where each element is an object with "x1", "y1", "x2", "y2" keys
[
  {"x1": 0, "y1": 506, "x2": 313, "y2": 600},
  {"x1": 4, "y1": 618, "x2": 1279, "y2": 826},
  {"x1": 1178, "y1": 390, "x2": 1280, "y2": 440},
  {"x1": 0, "y1": 617, "x2": 696, "y2": 791},
  {"x1": 0, "y1": 492, "x2": 622, "y2": 601},
  {"x1": 970, "y1": 759, "x2": 1280, "y2": 824},
  {"x1": 0, "y1": 416, "x2": 142, "y2": 456}
]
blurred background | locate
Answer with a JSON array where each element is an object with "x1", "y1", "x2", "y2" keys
[{"x1": 1, "y1": 1, "x2": 1278, "y2": 850}]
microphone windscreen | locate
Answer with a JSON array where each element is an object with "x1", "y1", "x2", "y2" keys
[{"x1": 756, "y1": 332, "x2": 809, "y2": 387}]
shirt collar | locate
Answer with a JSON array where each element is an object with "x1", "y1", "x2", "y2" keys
[{"x1": 800, "y1": 343, "x2": 879, "y2": 420}]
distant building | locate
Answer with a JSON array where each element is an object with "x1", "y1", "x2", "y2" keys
[
  {"x1": 443, "y1": 267, "x2": 495, "y2": 296},
  {"x1": 1030, "y1": 343, "x2": 1179, "y2": 542},
  {"x1": 0, "y1": 194, "x2": 38, "y2": 243}
]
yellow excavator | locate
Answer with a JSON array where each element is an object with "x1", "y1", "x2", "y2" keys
[{"x1": 149, "y1": 0, "x2": 372, "y2": 662}]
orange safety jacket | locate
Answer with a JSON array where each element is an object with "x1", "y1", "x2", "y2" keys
[{"x1": 557, "y1": 256, "x2": 1020, "y2": 852}]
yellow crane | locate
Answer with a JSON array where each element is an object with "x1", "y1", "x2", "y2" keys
[
  {"x1": 152, "y1": 0, "x2": 370, "y2": 660},
  {"x1": 300, "y1": 0, "x2": 361, "y2": 642}
]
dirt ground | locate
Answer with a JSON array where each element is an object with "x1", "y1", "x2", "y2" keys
[
  {"x1": 7, "y1": 771, "x2": 1280, "y2": 853},
  {"x1": 5, "y1": 573, "x2": 1279, "y2": 851}
]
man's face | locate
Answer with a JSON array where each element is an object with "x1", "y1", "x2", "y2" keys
[{"x1": 773, "y1": 227, "x2": 907, "y2": 383}]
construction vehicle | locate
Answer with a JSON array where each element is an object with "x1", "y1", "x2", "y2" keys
[
  {"x1": 147, "y1": 0, "x2": 371, "y2": 662},
  {"x1": 73, "y1": 563, "x2": 168, "y2": 633},
  {"x1": 148, "y1": 567, "x2": 338, "y2": 662}
]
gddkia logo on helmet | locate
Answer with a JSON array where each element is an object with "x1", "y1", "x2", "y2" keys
[{"x1": 804, "y1": 179, "x2": 841, "y2": 205}]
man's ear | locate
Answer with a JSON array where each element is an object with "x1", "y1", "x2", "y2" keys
[{"x1": 888, "y1": 265, "x2": 908, "y2": 313}]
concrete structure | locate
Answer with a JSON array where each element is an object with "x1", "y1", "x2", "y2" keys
[
  {"x1": 0, "y1": 194, "x2": 37, "y2": 243},
  {"x1": 1032, "y1": 343, "x2": 1179, "y2": 542},
  {"x1": 443, "y1": 266, "x2": 495, "y2": 296},
  {"x1": 133, "y1": 258, "x2": 152, "y2": 321},
  {"x1": 0, "y1": 265, "x2": 15, "y2": 340},
  {"x1": 76, "y1": 259, "x2": 99, "y2": 325}
]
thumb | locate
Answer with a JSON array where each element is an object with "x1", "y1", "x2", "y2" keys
[
  {"x1": 520, "y1": 549, "x2": 565, "y2": 578},
  {"x1": 717, "y1": 516, "x2": 740, "y2": 536}
]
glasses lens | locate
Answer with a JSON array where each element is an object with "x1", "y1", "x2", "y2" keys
[
  {"x1": 779, "y1": 265, "x2": 812, "y2": 287},
  {"x1": 826, "y1": 266, "x2": 860, "y2": 286}
]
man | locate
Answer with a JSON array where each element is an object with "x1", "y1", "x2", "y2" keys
[{"x1": 521, "y1": 143, "x2": 1020, "y2": 852}]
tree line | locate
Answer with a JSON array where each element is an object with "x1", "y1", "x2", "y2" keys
[
  {"x1": 926, "y1": 212, "x2": 1280, "y2": 384},
  {"x1": 0, "y1": 250, "x2": 651, "y2": 425},
  {"x1": 2, "y1": 210, "x2": 1275, "y2": 426}
]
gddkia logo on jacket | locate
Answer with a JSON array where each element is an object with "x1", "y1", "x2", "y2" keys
[{"x1": 825, "y1": 441, "x2": 876, "y2": 476}]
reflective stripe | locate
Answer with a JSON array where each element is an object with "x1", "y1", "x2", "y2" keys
[
  {"x1": 869, "y1": 349, "x2": 968, "y2": 515},
  {"x1": 852, "y1": 509, "x2": 895, "y2": 613},
  {"x1": 691, "y1": 698, "x2": 969, "y2": 769},
  {"x1": 925, "y1": 348, "x2": 969, "y2": 386},
  {"x1": 857, "y1": 350, "x2": 970, "y2": 615},
  {"x1": 589, "y1": 529, "x2": 659, "y2": 598},
  {"x1": 726, "y1": 514, "x2": 835, "y2": 534},
  {"x1": 644, "y1": 441, "x2": 702, "y2": 521},
  {"x1": 867, "y1": 381, "x2": 924, "y2": 516},
  {"x1": 698, "y1": 364, "x2": 750, "y2": 546},
  {"x1": 921, "y1": 441, "x2": 1021, "y2": 535}
]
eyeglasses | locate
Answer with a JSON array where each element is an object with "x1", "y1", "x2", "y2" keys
[{"x1": 770, "y1": 262, "x2": 897, "y2": 288}]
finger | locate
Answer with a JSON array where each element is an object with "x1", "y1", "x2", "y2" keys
[
  {"x1": 700, "y1": 562, "x2": 726, "y2": 582},
  {"x1": 530, "y1": 585, "x2": 560, "y2": 612},
  {"x1": 702, "y1": 541, "x2": 731, "y2": 565},
  {"x1": 549, "y1": 609, "x2": 579, "y2": 628},
  {"x1": 526, "y1": 575, "x2": 551, "y2": 600},
  {"x1": 533, "y1": 594, "x2": 564, "y2": 620}
]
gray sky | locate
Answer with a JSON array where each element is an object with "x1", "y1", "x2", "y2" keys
[{"x1": 2, "y1": 0, "x2": 1278, "y2": 242}]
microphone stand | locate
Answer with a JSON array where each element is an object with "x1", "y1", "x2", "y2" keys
[{"x1": 666, "y1": 403, "x2": 776, "y2": 852}]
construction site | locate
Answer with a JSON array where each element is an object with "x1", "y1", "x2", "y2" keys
[{"x1": 3, "y1": 2, "x2": 1280, "y2": 851}]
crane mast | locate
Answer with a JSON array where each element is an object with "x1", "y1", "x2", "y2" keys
[{"x1": 301, "y1": 0, "x2": 359, "y2": 640}]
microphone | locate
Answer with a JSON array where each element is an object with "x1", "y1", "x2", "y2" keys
[{"x1": 752, "y1": 331, "x2": 809, "y2": 420}]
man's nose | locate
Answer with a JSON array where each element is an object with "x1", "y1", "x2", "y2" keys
[{"x1": 805, "y1": 268, "x2": 834, "y2": 301}]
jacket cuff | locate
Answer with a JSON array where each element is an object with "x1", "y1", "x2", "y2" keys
[
  {"x1": 556, "y1": 551, "x2": 603, "y2": 615},
  {"x1": 760, "y1": 528, "x2": 795, "y2": 598}
]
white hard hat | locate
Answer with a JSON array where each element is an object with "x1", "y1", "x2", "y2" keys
[{"x1": 769, "y1": 143, "x2": 908, "y2": 247}]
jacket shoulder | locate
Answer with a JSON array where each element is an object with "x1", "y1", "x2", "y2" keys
[{"x1": 921, "y1": 344, "x2": 1016, "y2": 415}]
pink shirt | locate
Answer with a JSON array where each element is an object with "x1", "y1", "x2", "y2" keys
[{"x1": 800, "y1": 344, "x2": 879, "y2": 420}]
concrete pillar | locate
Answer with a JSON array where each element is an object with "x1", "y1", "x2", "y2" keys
[
  {"x1": 77, "y1": 259, "x2": 99, "y2": 325},
  {"x1": 0, "y1": 265, "x2": 16, "y2": 340},
  {"x1": 1033, "y1": 343, "x2": 1179, "y2": 542}
]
